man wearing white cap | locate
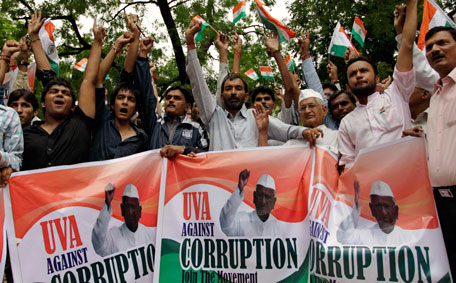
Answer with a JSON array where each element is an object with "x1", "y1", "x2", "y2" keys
[
  {"x1": 220, "y1": 169, "x2": 279, "y2": 236},
  {"x1": 91, "y1": 183, "x2": 154, "y2": 257},
  {"x1": 283, "y1": 89, "x2": 339, "y2": 155},
  {"x1": 336, "y1": 180, "x2": 410, "y2": 245}
]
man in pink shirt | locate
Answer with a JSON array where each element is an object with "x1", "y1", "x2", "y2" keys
[
  {"x1": 424, "y1": 25, "x2": 456, "y2": 277},
  {"x1": 338, "y1": 0, "x2": 417, "y2": 169}
]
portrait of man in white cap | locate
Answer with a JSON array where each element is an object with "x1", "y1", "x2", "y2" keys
[
  {"x1": 336, "y1": 180, "x2": 410, "y2": 245},
  {"x1": 219, "y1": 169, "x2": 279, "y2": 236},
  {"x1": 91, "y1": 183, "x2": 154, "y2": 257},
  {"x1": 284, "y1": 89, "x2": 339, "y2": 155}
]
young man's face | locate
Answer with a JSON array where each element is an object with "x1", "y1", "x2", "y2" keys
[
  {"x1": 221, "y1": 78, "x2": 248, "y2": 111},
  {"x1": 42, "y1": 85, "x2": 73, "y2": 120},
  {"x1": 113, "y1": 89, "x2": 136, "y2": 121},
  {"x1": 347, "y1": 61, "x2": 379, "y2": 98},
  {"x1": 10, "y1": 97, "x2": 38, "y2": 126},
  {"x1": 425, "y1": 30, "x2": 456, "y2": 78},
  {"x1": 254, "y1": 93, "x2": 275, "y2": 115},
  {"x1": 330, "y1": 93, "x2": 356, "y2": 123},
  {"x1": 165, "y1": 89, "x2": 189, "y2": 118},
  {"x1": 298, "y1": 97, "x2": 327, "y2": 128}
]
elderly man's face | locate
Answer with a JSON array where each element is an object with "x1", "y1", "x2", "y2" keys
[
  {"x1": 121, "y1": 196, "x2": 142, "y2": 232},
  {"x1": 298, "y1": 97, "x2": 327, "y2": 128},
  {"x1": 369, "y1": 195, "x2": 398, "y2": 234},
  {"x1": 254, "y1": 185, "x2": 276, "y2": 221}
]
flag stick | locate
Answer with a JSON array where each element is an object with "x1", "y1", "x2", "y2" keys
[{"x1": 209, "y1": 25, "x2": 219, "y2": 34}]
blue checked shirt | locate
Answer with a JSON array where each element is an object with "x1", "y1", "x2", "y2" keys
[{"x1": 0, "y1": 105, "x2": 23, "y2": 171}]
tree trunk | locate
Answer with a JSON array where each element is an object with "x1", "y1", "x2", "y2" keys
[{"x1": 157, "y1": 0, "x2": 188, "y2": 85}]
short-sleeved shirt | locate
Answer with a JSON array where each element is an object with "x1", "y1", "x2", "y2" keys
[{"x1": 22, "y1": 107, "x2": 93, "y2": 170}]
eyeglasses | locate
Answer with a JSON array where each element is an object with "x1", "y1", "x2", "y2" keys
[
  {"x1": 372, "y1": 204, "x2": 395, "y2": 212},
  {"x1": 299, "y1": 103, "x2": 319, "y2": 112}
]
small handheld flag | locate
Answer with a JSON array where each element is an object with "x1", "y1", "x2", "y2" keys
[
  {"x1": 233, "y1": 1, "x2": 246, "y2": 25},
  {"x1": 260, "y1": 66, "x2": 274, "y2": 80},
  {"x1": 74, "y1": 58, "x2": 88, "y2": 72},
  {"x1": 417, "y1": 0, "x2": 456, "y2": 50},
  {"x1": 328, "y1": 22, "x2": 359, "y2": 58},
  {"x1": 244, "y1": 68, "x2": 259, "y2": 80},
  {"x1": 352, "y1": 16, "x2": 367, "y2": 48},
  {"x1": 254, "y1": 0, "x2": 295, "y2": 42},
  {"x1": 285, "y1": 54, "x2": 296, "y2": 71},
  {"x1": 39, "y1": 19, "x2": 60, "y2": 76},
  {"x1": 192, "y1": 15, "x2": 211, "y2": 42}
]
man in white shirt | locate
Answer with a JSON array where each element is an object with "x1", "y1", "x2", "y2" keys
[
  {"x1": 337, "y1": 181, "x2": 411, "y2": 245},
  {"x1": 91, "y1": 184, "x2": 154, "y2": 257},
  {"x1": 220, "y1": 170, "x2": 280, "y2": 237},
  {"x1": 284, "y1": 89, "x2": 338, "y2": 155}
]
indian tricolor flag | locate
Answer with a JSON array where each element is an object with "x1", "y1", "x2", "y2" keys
[
  {"x1": 74, "y1": 58, "x2": 88, "y2": 72},
  {"x1": 244, "y1": 68, "x2": 259, "y2": 80},
  {"x1": 192, "y1": 15, "x2": 211, "y2": 42},
  {"x1": 260, "y1": 66, "x2": 274, "y2": 80},
  {"x1": 352, "y1": 16, "x2": 367, "y2": 48},
  {"x1": 233, "y1": 1, "x2": 246, "y2": 25},
  {"x1": 417, "y1": 0, "x2": 456, "y2": 50},
  {"x1": 255, "y1": 0, "x2": 295, "y2": 43},
  {"x1": 39, "y1": 19, "x2": 59, "y2": 76},
  {"x1": 285, "y1": 54, "x2": 296, "y2": 71},
  {"x1": 328, "y1": 22, "x2": 359, "y2": 58}
]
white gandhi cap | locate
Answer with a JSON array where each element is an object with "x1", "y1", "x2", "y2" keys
[
  {"x1": 122, "y1": 184, "x2": 139, "y2": 199},
  {"x1": 298, "y1": 89, "x2": 324, "y2": 105},
  {"x1": 256, "y1": 174, "x2": 276, "y2": 191},
  {"x1": 370, "y1": 181, "x2": 394, "y2": 198}
]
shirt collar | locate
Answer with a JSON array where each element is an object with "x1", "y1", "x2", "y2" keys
[
  {"x1": 224, "y1": 104, "x2": 248, "y2": 119},
  {"x1": 164, "y1": 114, "x2": 185, "y2": 123},
  {"x1": 434, "y1": 66, "x2": 456, "y2": 92}
]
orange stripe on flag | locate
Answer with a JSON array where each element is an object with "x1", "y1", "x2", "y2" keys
[
  {"x1": 233, "y1": 1, "x2": 246, "y2": 13},
  {"x1": 339, "y1": 26, "x2": 360, "y2": 56},
  {"x1": 417, "y1": 0, "x2": 437, "y2": 50},
  {"x1": 44, "y1": 21, "x2": 55, "y2": 42}
]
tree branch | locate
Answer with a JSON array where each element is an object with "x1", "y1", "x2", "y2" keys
[
  {"x1": 52, "y1": 15, "x2": 91, "y2": 50},
  {"x1": 18, "y1": 0, "x2": 34, "y2": 13},
  {"x1": 105, "y1": 0, "x2": 158, "y2": 23},
  {"x1": 169, "y1": 0, "x2": 192, "y2": 9}
]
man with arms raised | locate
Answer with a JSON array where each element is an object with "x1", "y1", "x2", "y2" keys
[
  {"x1": 22, "y1": 12, "x2": 103, "y2": 170},
  {"x1": 186, "y1": 21, "x2": 305, "y2": 150},
  {"x1": 338, "y1": 0, "x2": 417, "y2": 169}
]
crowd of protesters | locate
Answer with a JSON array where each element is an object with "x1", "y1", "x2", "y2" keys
[{"x1": 0, "y1": 0, "x2": 455, "y2": 279}]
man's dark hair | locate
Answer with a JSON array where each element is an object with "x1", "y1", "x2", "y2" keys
[
  {"x1": 322, "y1": 82, "x2": 338, "y2": 93},
  {"x1": 7, "y1": 89, "x2": 39, "y2": 111},
  {"x1": 41, "y1": 78, "x2": 76, "y2": 106},
  {"x1": 221, "y1": 74, "x2": 249, "y2": 94},
  {"x1": 251, "y1": 86, "x2": 275, "y2": 102},
  {"x1": 164, "y1": 86, "x2": 194, "y2": 105},
  {"x1": 346, "y1": 57, "x2": 378, "y2": 76},
  {"x1": 425, "y1": 26, "x2": 456, "y2": 42},
  {"x1": 328, "y1": 90, "x2": 357, "y2": 112},
  {"x1": 110, "y1": 82, "x2": 141, "y2": 109}
]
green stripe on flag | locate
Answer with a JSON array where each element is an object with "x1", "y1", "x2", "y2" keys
[
  {"x1": 195, "y1": 23, "x2": 209, "y2": 42},
  {"x1": 233, "y1": 11, "x2": 246, "y2": 25},
  {"x1": 330, "y1": 45, "x2": 348, "y2": 58},
  {"x1": 352, "y1": 32, "x2": 365, "y2": 48},
  {"x1": 47, "y1": 55, "x2": 60, "y2": 77}
]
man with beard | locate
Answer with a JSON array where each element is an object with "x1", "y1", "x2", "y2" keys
[
  {"x1": 338, "y1": 0, "x2": 417, "y2": 168},
  {"x1": 185, "y1": 21, "x2": 305, "y2": 150},
  {"x1": 337, "y1": 180, "x2": 411, "y2": 245}
]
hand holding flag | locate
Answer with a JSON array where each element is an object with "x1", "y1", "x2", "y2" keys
[
  {"x1": 185, "y1": 19, "x2": 202, "y2": 49},
  {"x1": 192, "y1": 15, "x2": 218, "y2": 42}
]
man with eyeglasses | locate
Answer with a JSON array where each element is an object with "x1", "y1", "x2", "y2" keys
[
  {"x1": 337, "y1": 181, "x2": 412, "y2": 245},
  {"x1": 284, "y1": 89, "x2": 338, "y2": 155},
  {"x1": 220, "y1": 169, "x2": 280, "y2": 237}
]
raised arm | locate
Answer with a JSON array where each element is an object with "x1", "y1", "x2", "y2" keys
[
  {"x1": 215, "y1": 31, "x2": 230, "y2": 104},
  {"x1": 27, "y1": 10, "x2": 51, "y2": 71},
  {"x1": 265, "y1": 30, "x2": 294, "y2": 106},
  {"x1": 124, "y1": 13, "x2": 142, "y2": 73},
  {"x1": 185, "y1": 20, "x2": 217, "y2": 126},
  {"x1": 232, "y1": 29, "x2": 242, "y2": 74},
  {"x1": 79, "y1": 19, "x2": 106, "y2": 119},
  {"x1": 396, "y1": 0, "x2": 417, "y2": 72},
  {"x1": 0, "y1": 41, "x2": 21, "y2": 87},
  {"x1": 149, "y1": 62, "x2": 162, "y2": 116},
  {"x1": 96, "y1": 32, "x2": 133, "y2": 87}
]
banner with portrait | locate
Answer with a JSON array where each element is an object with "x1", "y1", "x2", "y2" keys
[
  {"x1": 154, "y1": 147, "x2": 314, "y2": 282},
  {"x1": 308, "y1": 137, "x2": 452, "y2": 282},
  {"x1": 5, "y1": 150, "x2": 162, "y2": 283}
]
